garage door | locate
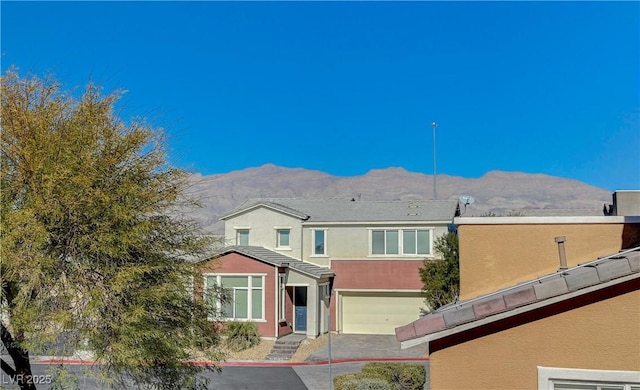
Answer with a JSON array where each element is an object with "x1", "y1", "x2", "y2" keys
[{"x1": 341, "y1": 292, "x2": 424, "y2": 335}]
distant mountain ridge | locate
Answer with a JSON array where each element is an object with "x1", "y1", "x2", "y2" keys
[{"x1": 183, "y1": 164, "x2": 612, "y2": 234}]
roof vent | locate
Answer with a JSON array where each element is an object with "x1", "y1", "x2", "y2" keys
[{"x1": 555, "y1": 236, "x2": 568, "y2": 271}]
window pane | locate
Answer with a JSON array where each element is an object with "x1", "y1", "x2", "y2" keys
[
  {"x1": 553, "y1": 384, "x2": 601, "y2": 390},
  {"x1": 314, "y1": 230, "x2": 325, "y2": 255},
  {"x1": 278, "y1": 229, "x2": 290, "y2": 247},
  {"x1": 403, "y1": 230, "x2": 416, "y2": 254},
  {"x1": 417, "y1": 230, "x2": 430, "y2": 254},
  {"x1": 386, "y1": 230, "x2": 399, "y2": 254},
  {"x1": 252, "y1": 276, "x2": 262, "y2": 288},
  {"x1": 238, "y1": 230, "x2": 249, "y2": 246},
  {"x1": 221, "y1": 276, "x2": 248, "y2": 288},
  {"x1": 222, "y1": 301, "x2": 233, "y2": 318},
  {"x1": 252, "y1": 289, "x2": 262, "y2": 319},
  {"x1": 372, "y1": 231, "x2": 385, "y2": 254},
  {"x1": 234, "y1": 289, "x2": 248, "y2": 319}
]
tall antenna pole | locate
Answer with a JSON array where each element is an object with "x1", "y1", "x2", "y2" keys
[{"x1": 432, "y1": 121, "x2": 437, "y2": 200}]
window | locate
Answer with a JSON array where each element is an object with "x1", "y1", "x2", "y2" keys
[
  {"x1": 371, "y1": 229, "x2": 432, "y2": 256},
  {"x1": 554, "y1": 384, "x2": 636, "y2": 390},
  {"x1": 237, "y1": 229, "x2": 249, "y2": 246},
  {"x1": 277, "y1": 229, "x2": 290, "y2": 248},
  {"x1": 312, "y1": 229, "x2": 327, "y2": 256},
  {"x1": 538, "y1": 367, "x2": 640, "y2": 390},
  {"x1": 372, "y1": 230, "x2": 398, "y2": 254},
  {"x1": 403, "y1": 230, "x2": 430, "y2": 255},
  {"x1": 206, "y1": 275, "x2": 264, "y2": 321}
]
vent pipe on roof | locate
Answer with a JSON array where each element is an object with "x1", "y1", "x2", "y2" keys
[{"x1": 555, "y1": 236, "x2": 568, "y2": 271}]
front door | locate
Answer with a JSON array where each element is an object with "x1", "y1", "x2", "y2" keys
[{"x1": 294, "y1": 287, "x2": 307, "y2": 332}]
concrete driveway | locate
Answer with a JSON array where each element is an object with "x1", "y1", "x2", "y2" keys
[
  {"x1": 296, "y1": 334, "x2": 429, "y2": 390},
  {"x1": 305, "y1": 334, "x2": 428, "y2": 362}
]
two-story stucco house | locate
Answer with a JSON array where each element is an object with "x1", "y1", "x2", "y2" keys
[
  {"x1": 396, "y1": 190, "x2": 640, "y2": 389},
  {"x1": 194, "y1": 198, "x2": 459, "y2": 338}
]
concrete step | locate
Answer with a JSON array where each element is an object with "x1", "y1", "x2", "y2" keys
[
  {"x1": 271, "y1": 345, "x2": 299, "y2": 351},
  {"x1": 275, "y1": 340, "x2": 303, "y2": 346},
  {"x1": 265, "y1": 335, "x2": 306, "y2": 361}
]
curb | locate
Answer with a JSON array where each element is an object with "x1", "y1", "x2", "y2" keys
[{"x1": 35, "y1": 357, "x2": 428, "y2": 367}]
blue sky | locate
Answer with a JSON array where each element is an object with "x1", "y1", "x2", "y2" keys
[{"x1": 2, "y1": 1, "x2": 639, "y2": 191}]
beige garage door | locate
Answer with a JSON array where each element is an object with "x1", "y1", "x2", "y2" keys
[{"x1": 341, "y1": 292, "x2": 424, "y2": 335}]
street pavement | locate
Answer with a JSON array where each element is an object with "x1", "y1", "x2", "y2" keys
[
  {"x1": 1, "y1": 364, "x2": 308, "y2": 390},
  {"x1": 2, "y1": 335, "x2": 430, "y2": 389}
]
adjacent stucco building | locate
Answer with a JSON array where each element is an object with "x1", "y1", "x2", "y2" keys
[{"x1": 396, "y1": 191, "x2": 640, "y2": 389}]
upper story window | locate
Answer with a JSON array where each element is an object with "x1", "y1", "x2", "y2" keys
[
  {"x1": 236, "y1": 229, "x2": 249, "y2": 246},
  {"x1": 402, "y1": 229, "x2": 430, "y2": 255},
  {"x1": 312, "y1": 229, "x2": 327, "y2": 256},
  {"x1": 372, "y1": 230, "x2": 399, "y2": 255},
  {"x1": 370, "y1": 228, "x2": 432, "y2": 256},
  {"x1": 276, "y1": 229, "x2": 290, "y2": 248}
]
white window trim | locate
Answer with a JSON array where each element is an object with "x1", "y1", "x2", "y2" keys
[
  {"x1": 311, "y1": 228, "x2": 328, "y2": 257},
  {"x1": 204, "y1": 273, "x2": 267, "y2": 322},
  {"x1": 275, "y1": 227, "x2": 292, "y2": 250},
  {"x1": 538, "y1": 366, "x2": 640, "y2": 390},
  {"x1": 368, "y1": 227, "x2": 434, "y2": 257}
]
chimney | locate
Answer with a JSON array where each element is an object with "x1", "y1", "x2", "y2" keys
[{"x1": 555, "y1": 236, "x2": 568, "y2": 271}]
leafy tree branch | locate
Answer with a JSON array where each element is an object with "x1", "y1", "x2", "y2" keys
[{"x1": 1, "y1": 69, "x2": 225, "y2": 389}]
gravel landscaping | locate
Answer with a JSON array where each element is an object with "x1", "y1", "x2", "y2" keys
[{"x1": 220, "y1": 334, "x2": 329, "y2": 362}]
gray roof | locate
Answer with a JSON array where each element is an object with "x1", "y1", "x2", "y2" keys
[
  {"x1": 396, "y1": 247, "x2": 640, "y2": 345},
  {"x1": 204, "y1": 245, "x2": 334, "y2": 279},
  {"x1": 221, "y1": 198, "x2": 460, "y2": 223}
]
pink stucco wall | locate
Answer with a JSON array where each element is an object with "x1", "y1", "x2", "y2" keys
[
  {"x1": 331, "y1": 260, "x2": 424, "y2": 290},
  {"x1": 197, "y1": 253, "x2": 277, "y2": 338}
]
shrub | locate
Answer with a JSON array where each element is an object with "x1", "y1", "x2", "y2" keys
[
  {"x1": 334, "y1": 373, "x2": 391, "y2": 390},
  {"x1": 361, "y1": 362, "x2": 426, "y2": 390},
  {"x1": 334, "y1": 363, "x2": 426, "y2": 390},
  {"x1": 344, "y1": 378, "x2": 392, "y2": 390},
  {"x1": 334, "y1": 373, "x2": 359, "y2": 390},
  {"x1": 222, "y1": 322, "x2": 261, "y2": 352}
]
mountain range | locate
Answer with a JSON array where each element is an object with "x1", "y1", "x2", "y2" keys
[{"x1": 183, "y1": 164, "x2": 612, "y2": 234}]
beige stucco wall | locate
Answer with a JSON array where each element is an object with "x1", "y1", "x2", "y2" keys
[
  {"x1": 430, "y1": 289, "x2": 640, "y2": 390},
  {"x1": 224, "y1": 207, "x2": 452, "y2": 265},
  {"x1": 224, "y1": 207, "x2": 303, "y2": 257},
  {"x1": 457, "y1": 221, "x2": 628, "y2": 300},
  {"x1": 301, "y1": 223, "x2": 450, "y2": 264}
]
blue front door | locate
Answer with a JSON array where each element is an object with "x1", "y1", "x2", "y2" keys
[{"x1": 294, "y1": 287, "x2": 307, "y2": 332}]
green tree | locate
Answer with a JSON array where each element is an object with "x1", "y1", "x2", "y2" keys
[
  {"x1": 419, "y1": 232, "x2": 459, "y2": 312},
  {"x1": 1, "y1": 70, "x2": 224, "y2": 389}
]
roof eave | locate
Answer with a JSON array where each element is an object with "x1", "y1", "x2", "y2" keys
[
  {"x1": 219, "y1": 202, "x2": 308, "y2": 221},
  {"x1": 400, "y1": 272, "x2": 640, "y2": 350}
]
